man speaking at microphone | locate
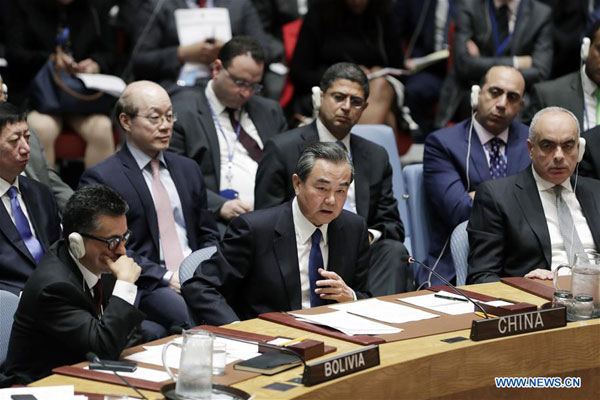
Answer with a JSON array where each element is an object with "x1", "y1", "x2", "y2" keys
[
  {"x1": 2, "y1": 185, "x2": 145, "y2": 384},
  {"x1": 467, "y1": 107, "x2": 600, "y2": 283}
]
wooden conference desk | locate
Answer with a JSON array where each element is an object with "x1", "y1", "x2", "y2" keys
[{"x1": 31, "y1": 282, "x2": 600, "y2": 399}]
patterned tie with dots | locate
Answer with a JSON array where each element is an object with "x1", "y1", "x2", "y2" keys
[{"x1": 488, "y1": 137, "x2": 506, "y2": 179}]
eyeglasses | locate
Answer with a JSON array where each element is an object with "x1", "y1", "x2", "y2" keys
[
  {"x1": 224, "y1": 68, "x2": 263, "y2": 93},
  {"x1": 134, "y1": 113, "x2": 177, "y2": 126},
  {"x1": 80, "y1": 230, "x2": 131, "y2": 251},
  {"x1": 329, "y1": 92, "x2": 365, "y2": 108}
]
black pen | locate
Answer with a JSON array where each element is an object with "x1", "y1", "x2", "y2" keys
[{"x1": 434, "y1": 294, "x2": 469, "y2": 302}]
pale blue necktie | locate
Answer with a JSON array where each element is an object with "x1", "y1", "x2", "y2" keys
[{"x1": 7, "y1": 186, "x2": 44, "y2": 263}]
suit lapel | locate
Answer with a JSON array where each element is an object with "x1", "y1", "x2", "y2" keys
[
  {"x1": 505, "y1": 123, "x2": 530, "y2": 175},
  {"x1": 506, "y1": 0, "x2": 529, "y2": 54},
  {"x1": 327, "y1": 216, "x2": 347, "y2": 274},
  {"x1": 58, "y1": 242, "x2": 100, "y2": 317},
  {"x1": 118, "y1": 145, "x2": 161, "y2": 252},
  {"x1": 246, "y1": 100, "x2": 271, "y2": 142},
  {"x1": 273, "y1": 204, "x2": 302, "y2": 310},
  {"x1": 575, "y1": 181, "x2": 600, "y2": 248},
  {"x1": 164, "y1": 152, "x2": 194, "y2": 245},
  {"x1": 570, "y1": 73, "x2": 586, "y2": 130},
  {"x1": 514, "y1": 168, "x2": 552, "y2": 266},
  {"x1": 19, "y1": 178, "x2": 51, "y2": 251},
  {"x1": 349, "y1": 135, "x2": 370, "y2": 217},
  {"x1": 0, "y1": 199, "x2": 35, "y2": 263},
  {"x1": 465, "y1": 123, "x2": 491, "y2": 183},
  {"x1": 197, "y1": 94, "x2": 222, "y2": 186}
]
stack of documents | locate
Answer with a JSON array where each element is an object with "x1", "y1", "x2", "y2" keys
[
  {"x1": 399, "y1": 290, "x2": 513, "y2": 315},
  {"x1": 290, "y1": 310, "x2": 403, "y2": 336},
  {"x1": 330, "y1": 298, "x2": 439, "y2": 324}
]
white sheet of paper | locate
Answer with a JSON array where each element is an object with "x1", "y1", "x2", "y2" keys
[
  {"x1": 329, "y1": 298, "x2": 439, "y2": 324},
  {"x1": 175, "y1": 8, "x2": 232, "y2": 78},
  {"x1": 289, "y1": 310, "x2": 403, "y2": 336},
  {"x1": 84, "y1": 365, "x2": 170, "y2": 382},
  {"x1": 75, "y1": 73, "x2": 126, "y2": 97},
  {"x1": 398, "y1": 290, "x2": 475, "y2": 315},
  {"x1": 0, "y1": 385, "x2": 74, "y2": 400}
]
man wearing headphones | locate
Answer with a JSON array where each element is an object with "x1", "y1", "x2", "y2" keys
[
  {"x1": 467, "y1": 107, "x2": 600, "y2": 284},
  {"x1": 2, "y1": 185, "x2": 145, "y2": 384},
  {"x1": 422, "y1": 65, "x2": 531, "y2": 286}
]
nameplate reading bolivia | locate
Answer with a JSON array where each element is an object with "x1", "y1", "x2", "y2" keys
[
  {"x1": 302, "y1": 345, "x2": 379, "y2": 386},
  {"x1": 470, "y1": 307, "x2": 566, "y2": 341}
]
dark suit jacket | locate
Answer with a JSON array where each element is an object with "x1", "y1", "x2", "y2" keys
[
  {"x1": 132, "y1": 0, "x2": 281, "y2": 88},
  {"x1": 25, "y1": 131, "x2": 73, "y2": 213},
  {"x1": 423, "y1": 119, "x2": 531, "y2": 284},
  {"x1": 2, "y1": 240, "x2": 145, "y2": 384},
  {"x1": 0, "y1": 176, "x2": 62, "y2": 295},
  {"x1": 527, "y1": 71, "x2": 585, "y2": 129},
  {"x1": 170, "y1": 85, "x2": 288, "y2": 212},
  {"x1": 580, "y1": 126, "x2": 600, "y2": 179},
  {"x1": 467, "y1": 167, "x2": 600, "y2": 283},
  {"x1": 435, "y1": 0, "x2": 553, "y2": 127},
  {"x1": 182, "y1": 202, "x2": 371, "y2": 325},
  {"x1": 254, "y1": 122, "x2": 404, "y2": 241},
  {"x1": 79, "y1": 144, "x2": 220, "y2": 290}
]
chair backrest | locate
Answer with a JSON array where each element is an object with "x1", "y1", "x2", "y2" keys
[
  {"x1": 0, "y1": 290, "x2": 19, "y2": 365},
  {"x1": 450, "y1": 220, "x2": 470, "y2": 286},
  {"x1": 179, "y1": 246, "x2": 218, "y2": 285},
  {"x1": 402, "y1": 163, "x2": 430, "y2": 263},
  {"x1": 351, "y1": 124, "x2": 412, "y2": 254}
]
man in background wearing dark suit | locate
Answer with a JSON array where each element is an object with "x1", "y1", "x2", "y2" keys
[
  {"x1": 255, "y1": 62, "x2": 409, "y2": 296},
  {"x1": 2, "y1": 185, "x2": 145, "y2": 384},
  {"x1": 467, "y1": 107, "x2": 600, "y2": 283},
  {"x1": 580, "y1": 124, "x2": 600, "y2": 179},
  {"x1": 0, "y1": 103, "x2": 61, "y2": 295},
  {"x1": 423, "y1": 66, "x2": 530, "y2": 286},
  {"x1": 183, "y1": 143, "x2": 371, "y2": 326},
  {"x1": 80, "y1": 81, "x2": 219, "y2": 338},
  {"x1": 170, "y1": 37, "x2": 287, "y2": 233}
]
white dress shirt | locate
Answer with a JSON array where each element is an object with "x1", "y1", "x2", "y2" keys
[
  {"x1": 128, "y1": 144, "x2": 192, "y2": 265},
  {"x1": 581, "y1": 65, "x2": 599, "y2": 131},
  {"x1": 0, "y1": 176, "x2": 38, "y2": 239},
  {"x1": 315, "y1": 119, "x2": 382, "y2": 243},
  {"x1": 69, "y1": 250, "x2": 137, "y2": 308},
  {"x1": 532, "y1": 168, "x2": 597, "y2": 271},
  {"x1": 473, "y1": 118, "x2": 509, "y2": 166},
  {"x1": 205, "y1": 80, "x2": 263, "y2": 207}
]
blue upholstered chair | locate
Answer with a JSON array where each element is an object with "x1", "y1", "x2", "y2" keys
[
  {"x1": 0, "y1": 290, "x2": 19, "y2": 365},
  {"x1": 179, "y1": 246, "x2": 218, "y2": 286},
  {"x1": 351, "y1": 124, "x2": 411, "y2": 254},
  {"x1": 450, "y1": 221, "x2": 470, "y2": 286},
  {"x1": 402, "y1": 164, "x2": 430, "y2": 264}
]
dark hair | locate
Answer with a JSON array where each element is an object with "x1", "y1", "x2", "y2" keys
[
  {"x1": 0, "y1": 103, "x2": 26, "y2": 134},
  {"x1": 218, "y1": 36, "x2": 265, "y2": 69},
  {"x1": 62, "y1": 185, "x2": 129, "y2": 240},
  {"x1": 319, "y1": 62, "x2": 369, "y2": 99},
  {"x1": 295, "y1": 142, "x2": 354, "y2": 183},
  {"x1": 114, "y1": 90, "x2": 138, "y2": 130}
]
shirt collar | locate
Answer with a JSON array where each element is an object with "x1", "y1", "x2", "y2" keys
[
  {"x1": 494, "y1": 0, "x2": 519, "y2": 15},
  {"x1": 292, "y1": 197, "x2": 329, "y2": 246},
  {"x1": 316, "y1": 118, "x2": 351, "y2": 152},
  {"x1": 69, "y1": 249, "x2": 100, "y2": 291},
  {"x1": 127, "y1": 142, "x2": 166, "y2": 171},
  {"x1": 0, "y1": 175, "x2": 19, "y2": 197},
  {"x1": 531, "y1": 165, "x2": 573, "y2": 194},
  {"x1": 205, "y1": 79, "x2": 228, "y2": 116},
  {"x1": 473, "y1": 117, "x2": 509, "y2": 146},
  {"x1": 581, "y1": 64, "x2": 598, "y2": 96}
]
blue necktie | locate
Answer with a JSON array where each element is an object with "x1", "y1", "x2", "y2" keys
[
  {"x1": 309, "y1": 229, "x2": 326, "y2": 307},
  {"x1": 7, "y1": 186, "x2": 44, "y2": 263},
  {"x1": 487, "y1": 138, "x2": 507, "y2": 179}
]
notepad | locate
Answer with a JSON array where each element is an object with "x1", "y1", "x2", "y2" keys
[{"x1": 233, "y1": 353, "x2": 302, "y2": 375}]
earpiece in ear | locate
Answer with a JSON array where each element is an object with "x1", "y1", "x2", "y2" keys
[
  {"x1": 581, "y1": 37, "x2": 591, "y2": 62},
  {"x1": 311, "y1": 86, "x2": 322, "y2": 111},
  {"x1": 578, "y1": 137, "x2": 587, "y2": 163},
  {"x1": 470, "y1": 85, "x2": 481, "y2": 109},
  {"x1": 68, "y1": 232, "x2": 86, "y2": 259}
]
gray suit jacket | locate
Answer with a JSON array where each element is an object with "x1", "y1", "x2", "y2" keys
[
  {"x1": 169, "y1": 85, "x2": 288, "y2": 213},
  {"x1": 24, "y1": 132, "x2": 73, "y2": 213},
  {"x1": 527, "y1": 71, "x2": 585, "y2": 129},
  {"x1": 435, "y1": 0, "x2": 553, "y2": 127}
]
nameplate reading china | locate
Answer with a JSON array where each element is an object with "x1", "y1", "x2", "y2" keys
[
  {"x1": 302, "y1": 345, "x2": 379, "y2": 386},
  {"x1": 470, "y1": 307, "x2": 566, "y2": 341}
]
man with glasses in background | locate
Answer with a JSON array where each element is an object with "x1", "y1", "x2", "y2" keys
[
  {"x1": 170, "y1": 36, "x2": 287, "y2": 234},
  {"x1": 254, "y1": 62, "x2": 411, "y2": 296},
  {"x1": 80, "y1": 81, "x2": 219, "y2": 338},
  {"x1": 2, "y1": 185, "x2": 145, "y2": 384}
]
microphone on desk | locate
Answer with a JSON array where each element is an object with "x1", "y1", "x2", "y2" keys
[
  {"x1": 86, "y1": 352, "x2": 149, "y2": 400},
  {"x1": 402, "y1": 255, "x2": 489, "y2": 319}
]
